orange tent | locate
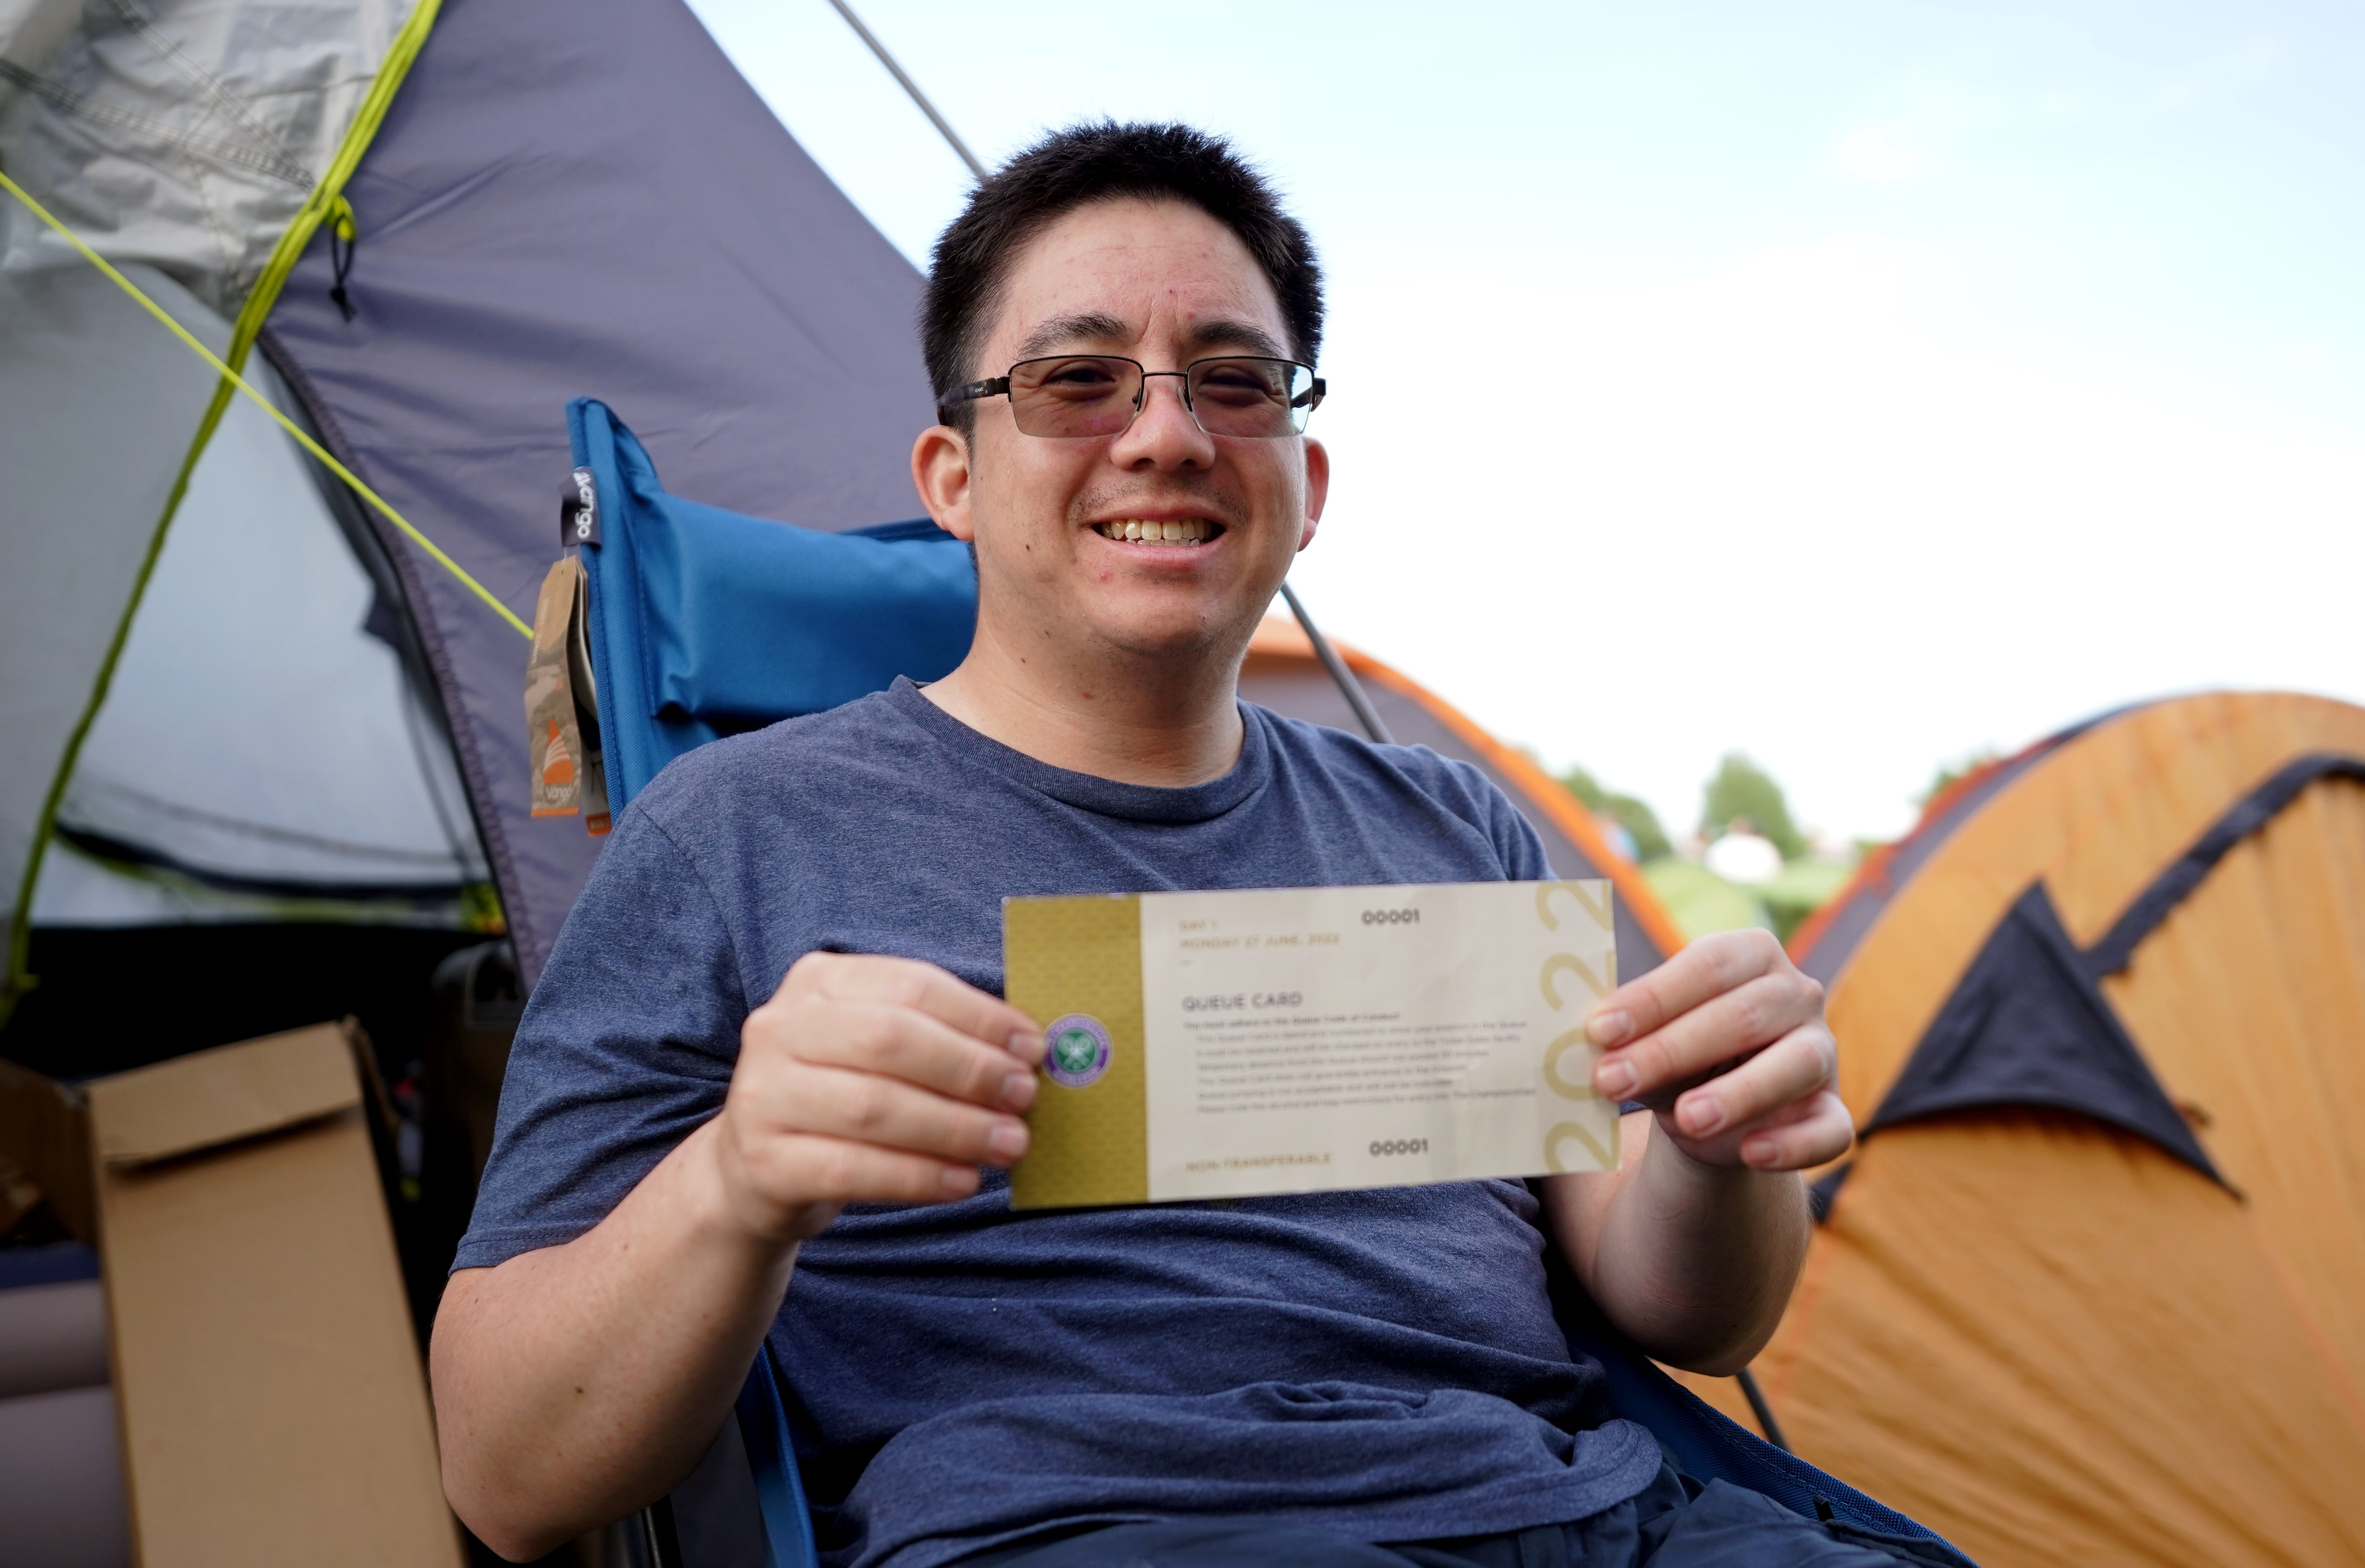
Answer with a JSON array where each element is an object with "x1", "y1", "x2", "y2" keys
[{"x1": 1676, "y1": 691, "x2": 2365, "y2": 1566}]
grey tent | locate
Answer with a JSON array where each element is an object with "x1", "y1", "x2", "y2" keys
[{"x1": 3, "y1": 0, "x2": 935, "y2": 1042}]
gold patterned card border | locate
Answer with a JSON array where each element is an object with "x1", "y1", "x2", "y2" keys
[{"x1": 1004, "y1": 895, "x2": 1147, "y2": 1208}]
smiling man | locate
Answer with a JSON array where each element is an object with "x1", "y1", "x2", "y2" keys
[{"x1": 430, "y1": 125, "x2": 1917, "y2": 1568}]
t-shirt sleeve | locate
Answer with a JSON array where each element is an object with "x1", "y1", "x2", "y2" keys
[
  {"x1": 1483, "y1": 775, "x2": 1556, "y2": 882},
  {"x1": 454, "y1": 811, "x2": 748, "y2": 1270},
  {"x1": 1422, "y1": 752, "x2": 1554, "y2": 882}
]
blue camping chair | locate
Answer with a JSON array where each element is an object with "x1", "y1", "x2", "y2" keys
[{"x1": 563, "y1": 400, "x2": 1973, "y2": 1568}]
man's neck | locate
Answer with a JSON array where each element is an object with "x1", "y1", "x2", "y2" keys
[{"x1": 918, "y1": 619, "x2": 1248, "y2": 788}]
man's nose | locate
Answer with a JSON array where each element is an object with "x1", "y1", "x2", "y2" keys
[{"x1": 1111, "y1": 371, "x2": 1214, "y2": 468}]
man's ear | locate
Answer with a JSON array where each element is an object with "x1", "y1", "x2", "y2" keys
[
  {"x1": 912, "y1": 422, "x2": 977, "y2": 542},
  {"x1": 1297, "y1": 437, "x2": 1330, "y2": 553}
]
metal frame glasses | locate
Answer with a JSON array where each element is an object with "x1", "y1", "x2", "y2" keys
[{"x1": 940, "y1": 355, "x2": 1325, "y2": 439}]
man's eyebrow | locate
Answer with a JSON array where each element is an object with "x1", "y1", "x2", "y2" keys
[
  {"x1": 1181, "y1": 318, "x2": 1288, "y2": 360},
  {"x1": 1017, "y1": 312, "x2": 1132, "y2": 359},
  {"x1": 1012, "y1": 313, "x2": 1292, "y2": 362}
]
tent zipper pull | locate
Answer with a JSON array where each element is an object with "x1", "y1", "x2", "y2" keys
[{"x1": 328, "y1": 195, "x2": 359, "y2": 321}]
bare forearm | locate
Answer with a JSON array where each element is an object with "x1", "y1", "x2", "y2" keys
[
  {"x1": 1548, "y1": 1116, "x2": 1810, "y2": 1374},
  {"x1": 431, "y1": 1120, "x2": 795, "y2": 1560}
]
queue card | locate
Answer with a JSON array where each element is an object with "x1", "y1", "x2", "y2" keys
[{"x1": 1004, "y1": 881, "x2": 1621, "y2": 1209}]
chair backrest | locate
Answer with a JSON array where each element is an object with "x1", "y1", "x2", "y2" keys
[
  {"x1": 568, "y1": 398, "x2": 977, "y2": 812},
  {"x1": 568, "y1": 403, "x2": 1970, "y2": 1566}
]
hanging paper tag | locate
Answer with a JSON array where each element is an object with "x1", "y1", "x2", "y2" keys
[
  {"x1": 524, "y1": 557, "x2": 611, "y2": 834},
  {"x1": 526, "y1": 560, "x2": 584, "y2": 818}
]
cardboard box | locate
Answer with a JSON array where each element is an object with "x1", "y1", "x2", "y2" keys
[{"x1": 0, "y1": 1022, "x2": 463, "y2": 1567}]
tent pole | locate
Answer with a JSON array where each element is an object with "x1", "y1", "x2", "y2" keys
[
  {"x1": 825, "y1": 0, "x2": 988, "y2": 181},
  {"x1": 1736, "y1": 1366, "x2": 1790, "y2": 1451},
  {"x1": 1281, "y1": 582, "x2": 1394, "y2": 746}
]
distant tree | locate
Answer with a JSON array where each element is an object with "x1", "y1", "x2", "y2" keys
[
  {"x1": 1558, "y1": 763, "x2": 1607, "y2": 811},
  {"x1": 1559, "y1": 764, "x2": 1674, "y2": 863},
  {"x1": 1700, "y1": 753, "x2": 1805, "y2": 860}
]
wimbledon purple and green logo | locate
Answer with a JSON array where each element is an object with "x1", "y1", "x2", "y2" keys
[{"x1": 1044, "y1": 1013, "x2": 1112, "y2": 1088}]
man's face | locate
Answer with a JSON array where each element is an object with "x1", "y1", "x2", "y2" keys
[{"x1": 919, "y1": 197, "x2": 1328, "y2": 666}]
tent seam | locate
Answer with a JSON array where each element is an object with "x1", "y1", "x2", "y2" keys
[
  {"x1": 0, "y1": 59, "x2": 313, "y2": 187},
  {"x1": 256, "y1": 327, "x2": 529, "y2": 959},
  {"x1": 1, "y1": 0, "x2": 446, "y2": 1025},
  {"x1": 109, "y1": 0, "x2": 314, "y2": 181}
]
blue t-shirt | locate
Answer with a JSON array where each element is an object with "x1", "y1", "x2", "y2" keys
[{"x1": 460, "y1": 679, "x2": 1659, "y2": 1568}]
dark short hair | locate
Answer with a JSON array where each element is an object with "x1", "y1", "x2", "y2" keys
[{"x1": 922, "y1": 122, "x2": 1325, "y2": 429}]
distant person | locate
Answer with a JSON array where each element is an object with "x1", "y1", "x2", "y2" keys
[{"x1": 433, "y1": 124, "x2": 1923, "y2": 1568}]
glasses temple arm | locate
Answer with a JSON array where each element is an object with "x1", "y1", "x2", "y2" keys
[{"x1": 940, "y1": 376, "x2": 1011, "y2": 409}]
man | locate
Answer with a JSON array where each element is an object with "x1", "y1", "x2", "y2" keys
[{"x1": 434, "y1": 124, "x2": 1899, "y2": 1568}]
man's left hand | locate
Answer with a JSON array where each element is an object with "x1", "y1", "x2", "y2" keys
[{"x1": 1587, "y1": 929, "x2": 1852, "y2": 1171}]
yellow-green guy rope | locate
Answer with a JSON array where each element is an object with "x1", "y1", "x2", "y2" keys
[
  {"x1": 1, "y1": 0, "x2": 504, "y2": 1022},
  {"x1": 0, "y1": 171, "x2": 529, "y2": 638}
]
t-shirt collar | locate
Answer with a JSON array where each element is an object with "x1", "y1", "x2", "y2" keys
[{"x1": 885, "y1": 677, "x2": 1270, "y2": 825}]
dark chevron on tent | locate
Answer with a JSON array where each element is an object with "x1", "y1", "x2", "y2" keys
[
  {"x1": 1866, "y1": 881, "x2": 2219, "y2": 1181},
  {"x1": 1860, "y1": 748, "x2": 2365, "y2": 1185}
]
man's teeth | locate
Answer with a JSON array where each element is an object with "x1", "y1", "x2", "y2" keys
[{"x1": 1094, "y1": 518, "x2": 1215, "y2": 544}]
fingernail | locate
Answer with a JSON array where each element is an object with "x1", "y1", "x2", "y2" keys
[
  {"x1": 1740, "y1": 1136, "x2": 1777, "y2": 1166},
  {"x1": 987, "y1": 1121, "x2": 1029, "y2": 1159},
  {"x1": 1588, "y1": 1010, "x2": 1633, "y2": 1048},
  {"x1": 940, "y1": 1166, "x2": 977, "y2": 1195},
  {"x1": 1001, "y1": 1071, "x2": 1036, "y2": 1108},
  {"x1": 1009, "y1": 1029, "x2": 1046, "y2": 1064},
  {"x1": 1679, "y1": 1094, "x2": 1724, "y2": 1136},
  {"x1": 1594, "y1": 1059, "x2": 1636, "y2": 1097}
]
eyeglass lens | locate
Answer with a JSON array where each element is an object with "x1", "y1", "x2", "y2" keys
[{"x1": 1006, "y1": 357, "x2": 1316, "y2": 439}]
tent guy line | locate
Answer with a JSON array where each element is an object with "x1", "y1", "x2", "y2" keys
[
  {"x1": 824, "y1": 0, "x2": 986, "y2": 182},
  {"x1": 0, "y1": 168, "x2": 533, "y2": 643}
]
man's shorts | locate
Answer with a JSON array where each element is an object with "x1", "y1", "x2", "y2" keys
[{"x1": 953, "y1": 1462, "x2": 1977, "y2": 1568}]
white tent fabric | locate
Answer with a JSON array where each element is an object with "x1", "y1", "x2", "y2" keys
[
  {"x1": 0, "y1": 0, "x2": 407, "y2": 314},
  {"x1": 0, "y1": 261, "x2": 225, "y2": 958},
  {"x1": 2, "y1": 0, "x2": 474, "y2": 965},
  {"x1": 32, "y1": 354, "x2": 488, "y2": 927}
]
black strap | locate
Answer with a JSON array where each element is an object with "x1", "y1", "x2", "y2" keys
[
  {"x1": 1737, "y1": 1366, "x2": 1791, "y2": 1452},
  {"x1": 2085, "y1": 752, "x2": 2365, "y2": 976}
]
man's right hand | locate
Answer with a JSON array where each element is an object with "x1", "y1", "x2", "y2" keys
[
  {"x1": 433, "y1": 952, "x2": 1041, "y2": 1559},
  {"x1": 710, "y1": 952, "x2": 1045, "y2": 1244}
]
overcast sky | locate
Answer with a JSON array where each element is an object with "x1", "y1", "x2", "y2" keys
[{"x1": 690, "y1": 0, "x2": 2365, "y2": 844}]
